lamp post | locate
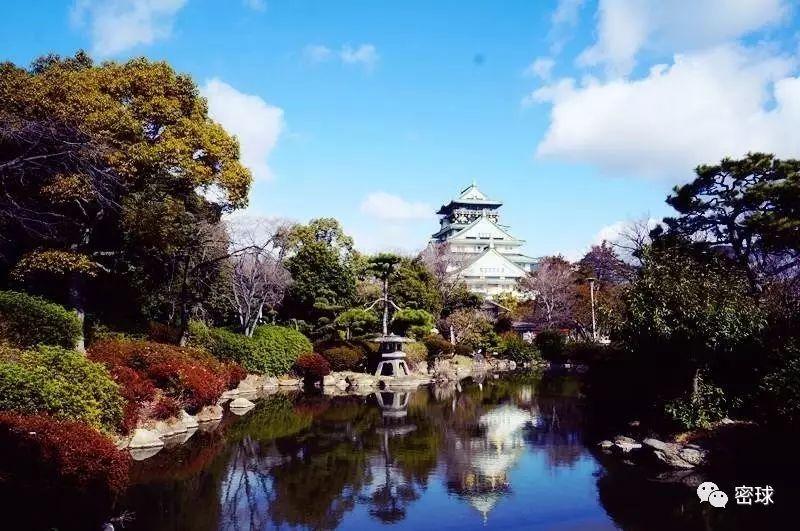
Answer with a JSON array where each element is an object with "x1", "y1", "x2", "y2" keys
[{"x1": 587, "y1": 277, "x2": 597, "y2": 341}]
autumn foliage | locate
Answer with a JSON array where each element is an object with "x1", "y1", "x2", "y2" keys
[
  {"x1": 0, "y1": 412, "x2": 129, "y2": 494},
  {"x1": 88, "y1": 339, "x2": 245, "y2": 428},
  {"x1": 295, "y1": 353, "x2": 331, "y2": 381}
]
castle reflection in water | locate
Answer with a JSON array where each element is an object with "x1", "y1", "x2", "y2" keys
[{"x1": 121, "y1": 373, "x2": 590, "y2": 530}]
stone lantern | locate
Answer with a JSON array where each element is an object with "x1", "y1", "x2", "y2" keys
[{"x1": 372, "y1": 334, "x2": 412, "y2": 377}]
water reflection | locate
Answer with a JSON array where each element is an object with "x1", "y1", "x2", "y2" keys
[{"x1": 117, "y1": 373, "x2": 601, "y2": 530}]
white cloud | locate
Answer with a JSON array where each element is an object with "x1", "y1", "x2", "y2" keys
[
  {"x1": 549, "y1": 0, "x2": 587, "y2": 53},
  {"x1": 524, "y1": 57, "x2": 555, "y2": 80},
  {"x1": 243, "y1": 0, "x2": 266, "y2": 11},
  {"x1": 71, "y1": 0, "x2": 187, "y2": 57},
  {"x1": 579, "y1": 0, "x2": 789, "y2": 75},
  {"x1": 340, "y1": 44, "x2": 379, "y2": 70},
  {"x1": 360, "y1": 192, "x2": 433, "y2": 222},
  {"x1": 201, "y1": 78, "x2": 285, "y2": 181},
  {"x1": 530, "y1": 44, "x2": 800, "y2": 179},
  {"x1": 303, "y1": 44, "x2": 333, "y2": 64}
]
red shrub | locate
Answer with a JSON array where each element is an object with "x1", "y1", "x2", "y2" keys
[
  {"x1": 88, "y1": 339, "x2": 242, "y2": 423},
  {"x1": 152, "y1": 396, "x2": 181, "y2": 420},
  {"x1": 0, "y1": 413, "x2": 129, "y2": 495},
  {"x1": 295, "y1": 353, "x2": 331, "y2": 381},
  {"x1": 224, "y1": 362, "x2": 248, "y2": 388}
]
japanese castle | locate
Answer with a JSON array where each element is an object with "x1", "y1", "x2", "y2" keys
[{"x1": 430, "y1": 182, "x2": 538, "y2": 298}]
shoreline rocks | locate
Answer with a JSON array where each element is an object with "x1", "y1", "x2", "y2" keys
[{"x1": 599, "y1": 434, "x2": 709, "y2": 469}]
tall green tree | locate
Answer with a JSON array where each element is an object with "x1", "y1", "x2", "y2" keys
[
  {"x1": 0, "y1": 52, "x2": 250, "y2": 344},
  {"x1": 664, "y1": 153, "x2": 800, "y2": 291},
  {"x1": 283, "y1": 219, "x2": 358, "y2": 329},
  {"x1": 617, "y1": 238, "x2": 765, "y2": 414}
]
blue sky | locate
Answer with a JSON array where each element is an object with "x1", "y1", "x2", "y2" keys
[{"x1": 2, "y1": 1, "x2": 799, "y2": 258}]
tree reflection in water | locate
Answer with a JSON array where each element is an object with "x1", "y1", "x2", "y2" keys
[{"x1": 122, "y1": 372, "x2": 591, "y2": 530}]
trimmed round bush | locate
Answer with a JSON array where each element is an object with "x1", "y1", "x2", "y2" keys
[
  {"x1": 320, "y1": 345, "x2": 363, "y2": 372},
  {"x1": 0, "y1": 291, "x2": 81, "y2": 348},
  {"x1": 0, "y1": 344, "x2": 124, "y2": 432},
  {"x1": 535, "y1": 330, "x2": 566, "y2": 360},
  {"x1": 403, "y1": 341, "x2": 429, "y2": 364},
  {"x1": 189, "y1": 320, "x2": 313, "y2": 376},
  {"x1": 249, "y1": 325, "x2": 314, "y2": 376},
  {"x1": 423, "y1": 334, "x2": 454, "y2": 359}
]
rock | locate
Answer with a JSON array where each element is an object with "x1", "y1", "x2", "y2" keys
[
  {"x1": 335, "y1": 379, "x2": 349, "y2": 391},
  {"x1": 651, "y1": 442, "x2": 706, "y2": 469},
  {"x1": 230, "y1": 397, "x2": 256, "y2": 410},
  {"x1": 220, "y1": 389, "x2": 239, "y2": 401},
  {"x1": 720, "y1": 417, "x2": 735, "y2": 425},
  {"x1": 113, "y1": 435, "x2": 131, "y2": 450},
  {"x1": 262, "y1": 377, "x2": 279, "y2": 389},
  {"x1": 508, "y1": 361, "x2": 517, "y2": 371},
  {"x1": 180, "y1": 410, "x2": 199, "y2": 429},
  {"x1": 237, "y1": 380, "x2": 257, "y2": 393},
  {"x1": 642, "y1": 437, "x2": 668, "y2": 451},
  {"x1": 238, "y1": 389, "x2": 258, "y2": 402},
  {"x1": 197, "y1": 404, "x2": 223, "y2": 422},
  {"x1": 598, "y1": 440, "x2": 614, "y2": 449},
  {"x1": 197, "y1": 419, "x2": 221, "y2": 433},
  {"x1": 615, "y1": 440, "x2": 643, "y2": 453},
  {"x1": 613, "y1": 435, "x2": 642, "y2": 453},
  {"x1": 678, "y1": 447, "x2": 708, "y2": 467},
  {"x1": 323, "y1": 374, "x2": 337, "y2": 387},
  {"x1": 129, "y1": 446, "x2": 163, "y2": 461},
  {"x1": 628, "y1": 420, "x2": 641, "y2": 427},
  {"x1": 278, "y1": 378, "x2": 301, "y2": 387},
  {"x1": 152, "y1": 419, "x2": 187, "y2": 438},
  {"x1": 129, "y1": 428, "x2": 164, "y2": 449}
]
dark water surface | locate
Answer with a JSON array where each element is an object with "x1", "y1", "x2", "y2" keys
[
  {"x1": 7, "y1": 374, "x2": 800, "y2": 531},
  {"x1": 106, "y1": 372, "x2": 792, "y2": 531}
]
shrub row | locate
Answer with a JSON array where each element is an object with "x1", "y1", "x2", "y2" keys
[
  {"x1": 0, "y1": 290, "x2": 82, "y2": 348},
  {"x1": 0, "y1": 344, "x2": 123, "y2": 432},
  {"x1": 189, "y1": 321, "x2": 312, "y2": 376},
  {"x1": 88, "y1": 339, "x2": 245, "y2": 429}
]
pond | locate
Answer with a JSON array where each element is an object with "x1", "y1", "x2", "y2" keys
[{"x1": 6, "y1": 371, "x2": 795, "y2": 530}]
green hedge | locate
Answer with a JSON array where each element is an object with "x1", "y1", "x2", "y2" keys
[
  {"x1": 0, "y1": 344, "x2": 123, "y2": 432},
  {"x1": 189, "y1": 321, "x2": 313, "y2": 376},
  {"x1": 0, "y1": 291, "x2": 82, "y2": 348},
  {"x1": 251, "y1": 325, "x2": 314, "y2": 375}
]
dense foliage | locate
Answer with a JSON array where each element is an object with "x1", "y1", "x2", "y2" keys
[
  {"x1": 0, "y1": 53, "x2": 252, "y2": 343},
  {"x1": 190, "y1": 320, "x2": 313, "y2": 376},
  {"x1": 88, "y1": 339, "x2": 242, "y2": 427},
  {"x1": 403, "y1": 341, "x2": 429, "y2": 365},
  {"x1": 0, "y1": 290, "x2": 82, "y2": 348},
  {"x1": 498, "y1": 333, "x2": 540, "y2": 364},
  {"x1": 423, "y1": 334, "x2": 454, "y2": 359},
  {"x1": 391, "y1": 308, "x2": 435, "y2": 339},
  {"x1": 0, "y1": 412, "x2": 129, "y2": 494},
  {"x1": 0, "y1": 344, "x2": 123, "y2": 432},
  {"x1": 317, "y1": 342, "x2": 365, "y2": 372}
]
